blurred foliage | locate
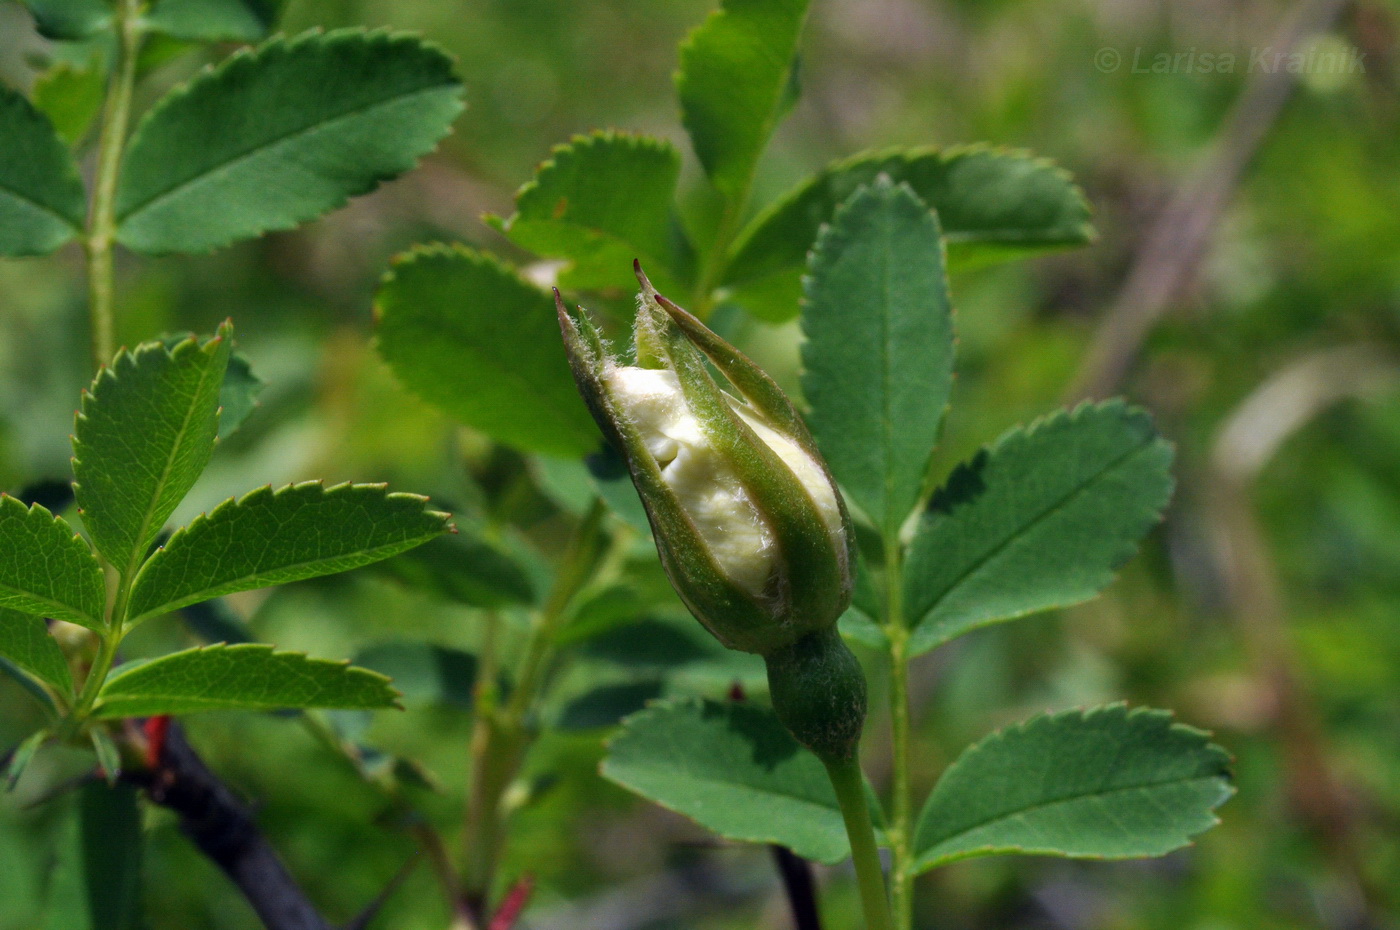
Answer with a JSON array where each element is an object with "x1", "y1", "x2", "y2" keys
[{"x1": 2, "y1": 0, "x2": 1399, "y2": 928}]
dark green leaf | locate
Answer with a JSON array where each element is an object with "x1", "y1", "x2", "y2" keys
[
  {"x1": 354, "y1": 641, "x2": 476, "y2": 709},
  {"x1": 94, "y1": 643, "x2": 399, "y2": 716},
  {"x1": 0, "y1": 609, "x2": 72, "y2": 694},
  {"x1": 115, "y1": 29, "x2": 464, "y2": 253},
  {"x1": 801, "y1": 179, "x2": 954, "y2": 538},
  {"x1": 911, "y1": 705, "x2": 1233, "y2": 873},
  {"x1": 218, "y1": 351, "x2": 263, "y2": 438},
  {"x1": 73, "y1": 329, "x2": 232, "y2": 573},
  {"x1": 371, "y1": 529, "x2": 536, "y2": 608},
  {"x1": 44, "y1": 784, "x2": 143, "y2": 930},
  {"x1": 905, "y1": 401, "x2": 1174, "y2": 656},
  {"x1": 22, "y1": 0, "x2": 110, "y2": 40},
  {"x1": 0, "y1": 85, "x2": 86, "y2": 256},
  {"x1": 0, "y1": 657, "x2": 59, "y2": 715},
  {"x1": 375, "y1": 244, "x2": 598, "y2": 456},
  {"x1": 0, "y1": 496, "x2": 105, "y2": 630},
  {"x1": 677, "y1": 0, "x2": 811, "y2": 203},
  {"x1": 557, "y1": 680, "x2": 664, "y2": 731},
  {"x1": 5, "y1": 730, "x2": 48, "y2": 791},
  {"x1": 491, "y1": 131, "x2": 687, "y2": 292},
  {"x1": 32, "y1": 62, "x2": 105, "y2": 147},
  {"x1": 145, "y1": 0, "x2": 282, "y2": 42},
  {"x1": 602, "y1": 697, "x2": 854, "y2": 863},
  {"x1": 581, "y1": 618, "x2": 712, "y2": 669},
  {"x1": 726, "y1": 146, "x2": 1096, "y2": 320},
  {"x1": 126, "y1": 481, "x2": 451, "y2": 624}
]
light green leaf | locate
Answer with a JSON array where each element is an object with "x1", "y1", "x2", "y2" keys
[
  {"x1": 677, "y1": 0, "x2": 811, "y2": 203},
  {"x1": 145, "y1": 0, "x2": 282, "y2": 42},
  {"x1": 32, "y1": 62, "x2": 106, "y2": 147},
  {"x1": 491, "y1": 131, "x2": 688, "y2": 292},
  {"x1": 44, "y1": 784, "x2": 143, "y2": 930},
  {"x1": 801, "y1": 179, "x2": 954, "y2": 538},
  {"x1": 0, "y1": 496, "x2": 105, "y2": 630},
  {"x1": 156, "y1": 333, "x2": 264, "y2": 439},
  {"x1": 602, "y1": 697, "x2": 854, "y2": 864},
  {"x1": 22, "y1": 0, "x2": 111, "y2": 40},
  {"x1": 0, "y1": 609, "x2": 72, "y2": 694},
  {"x1": 115, "y1": 28, "x2": 464, "y2": 253},
  {"x1": 906, "y1": 401, "x2": 1174, "y2": 656},
  {"x1": 725, "y1": 146, "x2": 1095, "y2": 321},
  {"x1": 73, "y1": 329, "x2": 232, "y2": 573},
  {"x1": 354, "y1": 641, "x2": 476, "y2": 710},
  {"x1": 0, "y1": 85, "x2": 86, "y2": 256},
  {"x1": 94, "y1": 643, "x2": 399, "y2": 716},
  {"x1": 375, "y1": 244, "x2": 599, "y2": 456},
  {"x1": 911, "y1": 705, "x2": 1233, "y2": 873},
  {"x1": 127, "y1": 481, "x2": 451, "y2": 624}
]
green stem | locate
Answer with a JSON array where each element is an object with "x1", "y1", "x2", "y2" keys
[
  {"x1": 883, "y1": 538, "x2": 915, "y2": 930},
  {"x1": 824, "y1": 756, "x2": 895, "y2": 930},
  {"x1": 86, "y1": 0, "x2": 144, "y2": 367}
]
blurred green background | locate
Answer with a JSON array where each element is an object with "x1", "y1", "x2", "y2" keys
[{"x1": 2, "y1": 0, "x2": 1399, "y2": 927}]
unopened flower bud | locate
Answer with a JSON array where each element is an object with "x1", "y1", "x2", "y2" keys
[{"x1": 555, "y1": 263, "x2": 855, "y2": 657}]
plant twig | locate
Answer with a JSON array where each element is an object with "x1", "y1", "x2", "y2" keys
[
  {"x1": 127, "y1": 723, "x2": 336, "y2": 930},
  {"x1": 1067, "y1": 0, "x2": 1354, "y2": 401},
  {"x1": 770, "y1": 845, "x2": 823, "y2": 930}
]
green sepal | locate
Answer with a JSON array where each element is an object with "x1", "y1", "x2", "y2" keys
[{"x1": 764, "y1": 626, "x2": 867, "y2": 763}]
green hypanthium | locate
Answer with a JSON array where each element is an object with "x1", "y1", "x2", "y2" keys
[{"x1": 0, "y1": 0, "x2": 1235, "y2": 927}]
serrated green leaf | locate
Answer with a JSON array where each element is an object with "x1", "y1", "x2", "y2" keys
[
  {"x1": 725, "y1": 146, "x2": 1095, "y2": 322},
  {"x1": 114, "y1": 28, "x2": 464, "y2": 253},
  {"x1": 94, "y1": 643, "x2": 399, "y2": 716},
  {"x1": 911, "y1": 705, "x2": 1233, "y2": 873},
  {"x1": 156, "y1": 333, "x2": 265, "y2": 439},
  {"x1": 32, "y1": 62, "x2": 105, "y2": 147},
  {"x1": 22, "y1": 0, "x2": 110, "y2": 40},
  {"x1": 370, "y1": 529, "x2": 536, "y2": 608},
  {"x1": 801, "y1": 179, "x2": 954, "y2": 538},
  {"x1": 678, "y1": 0, "x2": 811, "y2": 203},
  {"x1": 492, "y1": 131, "x2": 688, "y2": 292},
  {"x1": 44, "y1": 784, "x2": 142, "y2": 930},
  {"x1": 73, "y1": 329, "x2": 232, "y2": 574},
  {"x1": 0, "y1": 85, "x2": 86, "y2": 256},
  {"x1": 375, "y1": 244, "x2": 598, "y2": 456},
  {"x1": 145, "y1": 0, "x2": 282, "y2": 42},
  {"x1": 126, "y1": 481, "x2": 451, "y2": 624},
  {"x1": 602, "y1": 697, "x2": 854, "y2": 864},
  {"x1": 0, "y1": 609, "x2": 72, "y2": 694},
  {"x1": 0, "y1": 496, "x2": 106, "y2": 630},
  {"x1": 5, "y1": 730, "x2": 48, "y2": 791},
  {"x1": 906, "y1": 401, "x2": 1174, "y2": 656},
  {"x1": 354, "y1": 641, "x2": 476, "y2": 710}
]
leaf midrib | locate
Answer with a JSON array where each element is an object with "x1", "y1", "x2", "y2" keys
[
  {"x1": 913, "y1": 436, "x2": 1154, "y2": 626},
  {"x1": 917, "y1": 771, "x2": 1225, "y2": 858},
  {"x1": 118, "y1": 82, "x2": 456, "y2": 225},
  {"x1": 0, "y1": 582, "x2": 94, "y2": 627}
]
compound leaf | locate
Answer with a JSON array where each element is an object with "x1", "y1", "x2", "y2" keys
[
  {"x1": 94, "y1": 643, "x2": 398, "y2": 716},
  {"x1": 0, "y1": 497, "x2": 105, "y2": 630},
  {"x1": 0, "y1": 85, "x2": 86, "y2": 256},
  {"x1": 491, "y1": 131, "x2": 688, "y2": 292},
  {"x1": 801, "y1": 179, "x2": 953, "y2": 538},
  {"x1": 375, "y1": 244, "x2": 598, "y2": 456},
  {"x1": 906, "y1": 401, "x2": 1173, "y2": 656},
  {"x1": 126, "y1": 482, "x2": 451, "y2": 624},
  {"x1": 678, "y1": 0, "x2": 811, "y2": 203},
  {"x1": 911, "y1": 705, "x2": 1233, "y2": 873},
  {"x1": 73, "y1": 328, "x2": 231, "y2": 574},
  {"x1": 0, "y1": 609, "x2": 72, "y2": 694},
  {"x1": 115, "y1": 28, "x2": 464, "y2": 253},
  {"x1": 726, "y1": 146, "x2": 1095, "y2": 321},
  {"x1": 602, "y1": 697, "x2": 855, "y2": 864}
]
